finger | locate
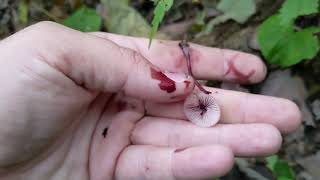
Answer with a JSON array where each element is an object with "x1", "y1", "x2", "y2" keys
[
  {"x1": 146, "y1": 87, "x2": 301, "y2": 134},
  {"x1": 90, "y1": 95, "x2": 144, "y2": 180},
  {"x1": 89, "y1": 32, "x2": 267, "y2": 84},
  {"x1": 131, "y1": 117, "x2": 282, "y2": 157},
  {"x1": 115, "y1": 145, "x2": 234, "y2": 180},
  {"x1": 8, "y1": 22, "x2": 194, "y2": 102}
]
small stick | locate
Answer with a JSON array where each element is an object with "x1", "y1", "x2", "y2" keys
[{"x1": 179, "y1": 40, "x2": 211, "y2": 94}]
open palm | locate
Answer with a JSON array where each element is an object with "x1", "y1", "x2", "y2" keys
[{"x1": 0, "y1": 22, "x2": 300, "y2": 180}]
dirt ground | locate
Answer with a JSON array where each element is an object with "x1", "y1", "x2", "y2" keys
[{"x1": 0, "y1": 0, "x2": 319, "y2": 179}]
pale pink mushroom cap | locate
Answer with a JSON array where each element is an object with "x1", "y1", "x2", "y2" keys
[{"x1": 183, "y1": 92, "x2": 221, "y2": 127}]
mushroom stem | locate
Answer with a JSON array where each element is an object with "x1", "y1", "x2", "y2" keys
[{"x1": 179, "y1": 40, "x2": 211, "y2": 94}]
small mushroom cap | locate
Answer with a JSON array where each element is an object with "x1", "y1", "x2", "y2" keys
[{"x1": 183, "y1": 92, "x2": 221, "y2": 127}]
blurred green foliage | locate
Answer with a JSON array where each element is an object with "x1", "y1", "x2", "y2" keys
[
  {"x1": 266, "y1": 156, "x2": 295, "y2": 180},
  {"x1": 18, "y1": 0, "x2": 29, "y2": 24},
  {"x1": 101, "y1": 0, "x2": 152, "y2": 37},
  {"x1": 200, "y1": 0, "x2": 256, "y2": 36},
  {"x1": 63, "y1": 6, "x2": 101, "y2": 32}
]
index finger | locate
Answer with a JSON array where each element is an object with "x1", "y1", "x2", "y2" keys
[{"x1": 89, "y1": 32, "x2": 267, "y2": 84}]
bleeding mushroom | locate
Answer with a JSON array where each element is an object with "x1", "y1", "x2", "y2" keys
[{"x1": 179, "y1": 40, "x2": 221, "y2": 127}]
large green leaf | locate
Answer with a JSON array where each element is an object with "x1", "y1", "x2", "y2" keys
[
  {"x1": 258, "y1": 15, "x2": 294, "y2": 61},
  {"x1": 279, "y1": 0, "x2": 319, "y2": 24},
  {"x1": 268, "y1": 27, "x2": 319, "y2": 67},
  {"x1": 63, "y1": 6, "x2": 101, "y2": 32},
  {"x1": 258, "y1": 0, "x2": 320, "y2": 67},
  {"x1": 258, "y1": 14, "x2": 319, "y2": 67}
]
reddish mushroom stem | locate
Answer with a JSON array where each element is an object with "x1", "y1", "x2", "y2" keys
[{"x1": 179, "y1": 40, "x2": 211, "y2": 94}]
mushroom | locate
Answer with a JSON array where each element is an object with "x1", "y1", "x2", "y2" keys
[{"x1": 184, "y1": 92, "x2": 221, "y2": 127}]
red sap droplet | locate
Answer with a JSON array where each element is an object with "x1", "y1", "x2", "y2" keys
[{"x1": 150, "y1": 68, "x2": 176, "y2": 93}]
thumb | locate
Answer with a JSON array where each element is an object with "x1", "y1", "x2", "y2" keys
[{"x1": 13, "y1": 22, "x2": 194, "y2": 102}]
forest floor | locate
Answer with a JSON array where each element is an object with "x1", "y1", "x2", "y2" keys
[{"x1": 1, "y1": 0, "x2": 320, "y2": 179}]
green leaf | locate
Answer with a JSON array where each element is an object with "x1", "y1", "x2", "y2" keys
[
  {"x1": 266, "y1": 156, "x2": 295, "y2": 180},
  {"x1": 18, "y1": 0, "x2": 29, "y2": 24},
  {"x1": 63, "y1": 6, "x2": 101, "y2": 32},
  {"x1": 150, "y1": 1, "x2": 166, "y2": 41},
  {"x1": 258, "y1": 15, "x2": 294, "y2": 61},
  {"x1": 279, "y1": 0, "x2": 319, "y2": 24},
  {"x1": 149, "y1": 0, "x2": 174, "y2": 47},
  {"x1": 217, "y1": 0, "x2": 256, "y2": 23}
]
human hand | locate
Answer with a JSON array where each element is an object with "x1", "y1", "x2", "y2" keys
[{"x1": 0, "y1": 22, "x2": 301, "y2": 180}]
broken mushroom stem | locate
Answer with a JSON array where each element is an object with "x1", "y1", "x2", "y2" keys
[{"x1": 179, "y1": 40, "x2": 211, "y2": 94}]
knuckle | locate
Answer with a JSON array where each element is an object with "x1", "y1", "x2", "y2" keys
[
  {"x1": 21, "y1": 21, "x2": 68, "y2": 44},
  {"x1": 131, "y1": 51, "x2": 145, "y2": 65},
  {"x1": 32, "y1": 21, "x2": 59, "y2": 29},
  {"x1": 130, "y1": 119, "x2": 147, "y2": 144},
  {"x1": 25, "y1": 21, "x2": 59, "y2": 34}
]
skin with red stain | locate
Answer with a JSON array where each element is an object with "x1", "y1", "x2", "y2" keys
[
  {"x1": 116, "y1": 101, "x2": 127, "y2": 112},
  {"x1": 150, "y1": 67, "x2": 176, "y2": 93},
  {"x1": 172, "y1": 49, "x2": 185, "y2": 70},
  {"x1": 116, "y1": 100, "x2": 137, "y2": 112},
  {"x1": 174, "y1": 47, "x2": 200, "y2": 70},
  {"x1": 169, "y1": 80, "x2": 191, "y2": 100},
  {"x1": 184, "y1": 80, "x2": 191, "y2": 89},
  {"x1": 225, "y1": 55, "x2": 256, "y2": 83},
  {"x1": 174, "y1": 148, "x2": 187, "y2": 153}
]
